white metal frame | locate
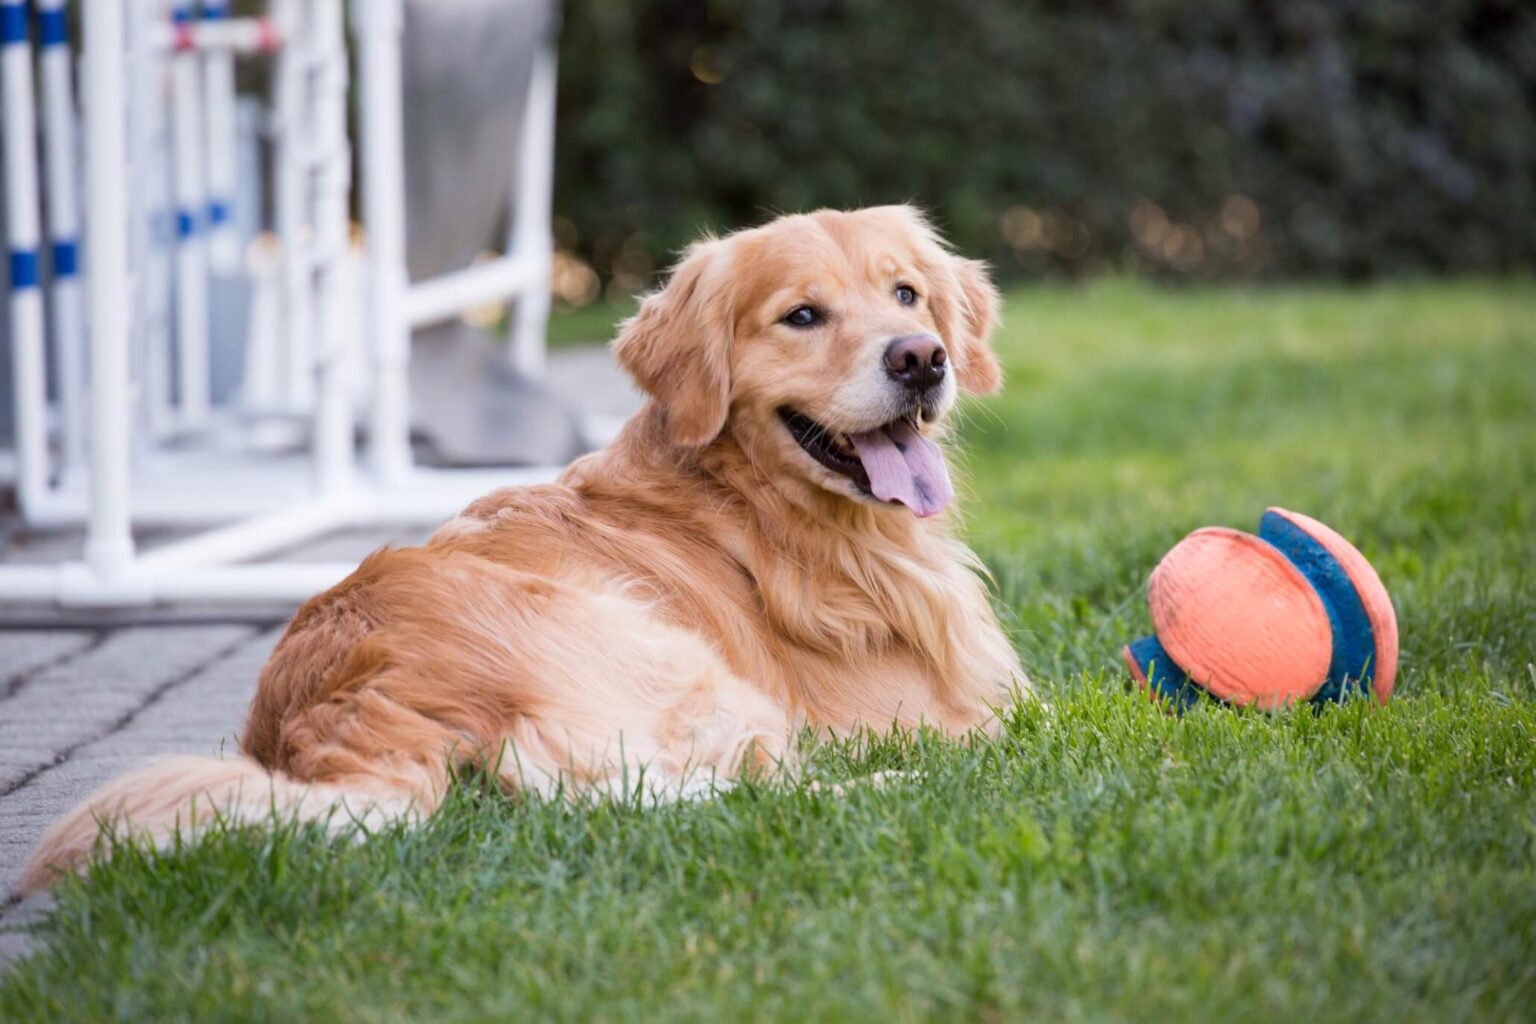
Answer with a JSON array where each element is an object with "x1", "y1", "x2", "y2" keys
[{"x1": 0, "y1": 0, "x2": 563, "y2": 607}]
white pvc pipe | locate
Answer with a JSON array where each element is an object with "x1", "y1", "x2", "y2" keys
[
  {"x1": 200, "y1": 0, "x2": 240, "y2": 273},
  {"x1": 134, "y1": 563, "x2": 355, "y2": 601},
  {"x1": 309, "y1": 0, "x2": 356, "y2": 495},
  {"x1": 0, "y1": 561, "x2": 356, "y2": 605},
  {"x1": 127, "y1": 0, "x2": 176, "y2": 442},
  {"x1": 2, "y1": 0, "x2": 51, "y2": 521},
  {"x1": 507, "y1": 45, "x2": 558, "y2": 378},
  {"x1": 404, "y1": 254, "x2": 537, "y2": 328},
  {"x1": 353, "y1": 0, "x2": 412, "y2": 484},
  {"x1": 36, "y1": 0, "x2": 87, "y2": 475},
  {"x1": 24, "y1": 485, "x2": 313, "y2": 527},
  {"x1": 150, "y1": 15, "x2": 281, "y2": 54},
  {"x1": 239, "y1": 231, "x2": 286, "y2": 424},
  {"x1": 138, "y1": 497, "x2": 352, "y2": 568},
  {"x1": 169, "y1": 1, "x2": 210, "y2": 426},
  {"x1": 81, "y1": 0, "x2": 137, "y2": 576},
  {"x1": 271, "y1": 0, "x2": 312, "y2": 412}
]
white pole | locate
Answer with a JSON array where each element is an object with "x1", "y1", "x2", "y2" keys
[
  {"x1": 404, "y1": 254, "x2": 536, "y2": 328},
  {"x1": 168, "y1": 1, "x2": 210, "y2": 426},
  {"x1": 2, "y1": 0, "x2": 51, "y2": 519},
  {"x1": 35, "y1": 0, "x2": 87, "y2": 476},
  {"x1": 271, "y1": 0, "x2": 312, "y2": 413},
  {"x1": 200, "y1": 0, "x2": 240, "y2": 273},
  {"x1": 353, "y1": 0, "x2": 412, "y2": 484},
  {"x1": 239, "y1": 231, "x2": 285, "y2": 421},
  {"x1": 82, "y1": 0, "x2": 137, "y2": 576},
  {"x1": 507, "y1": 44, "x2": 557, "y2": 378},
  {"x1": 309, "y1": 0, "x2": 355, "y2": 494},
  {"x1": 127, "y1": 0, "x2": 176, "y2": 442}
]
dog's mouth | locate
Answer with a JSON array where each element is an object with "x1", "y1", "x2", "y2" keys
[{"x1": 778, "y1": 407, "x2": 954, "y2": 517}]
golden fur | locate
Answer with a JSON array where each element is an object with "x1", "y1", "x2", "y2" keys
[{"x1": 22, "y1": 206, "x2": 1026, "y2": 892}]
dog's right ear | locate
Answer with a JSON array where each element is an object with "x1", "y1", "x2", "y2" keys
[{"x1": 612, "y1": 239, "x2": 733, "y2": 447}]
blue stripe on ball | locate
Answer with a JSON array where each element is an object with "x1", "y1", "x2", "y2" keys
[
  {"x1": 1127, "y1": 635, "x2": 1206, "y2": 712},
  {"x1": 1258, "y1": 511, "x2": 1376, "y2": 703}
]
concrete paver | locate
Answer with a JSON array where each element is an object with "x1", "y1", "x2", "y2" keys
[
  {"x1": 0, "y1": 632, "x2": 98, "y2": 696},
  {"x1": 0, "y1": 626, "x2": 254, "y2": 793},
  {"x1": 0, "y1": 627, "x2": 283, "y2": 966}
]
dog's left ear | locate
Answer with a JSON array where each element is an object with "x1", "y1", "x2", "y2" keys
[
  {"x1": 934, "y1": 257, "x2": 1003, "y2": 395},
  {"x1": 612, "y1": 240, "x2": 733, "y2": 446}
]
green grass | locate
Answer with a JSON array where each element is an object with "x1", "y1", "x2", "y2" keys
[
  {"x1": 546, "y1": 300, "x2": 633, "y2": 347},
  {"x1": 5, "y1": 279, "x2": 1534, "y2": 1022}
]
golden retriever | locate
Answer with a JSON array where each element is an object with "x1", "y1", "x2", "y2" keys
[{"x1": 22, "y1": 205, "x2": 1026, "y2": 891}]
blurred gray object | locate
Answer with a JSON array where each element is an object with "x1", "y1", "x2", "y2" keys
[
  {"x1": 400, "y1": 0, "x2": 571, "y2": 467},
  {"x1": 403, "y1": 0, "x2": 555, "y2": 280},
  {"x1": 410, "y1": 323, "x2": 584, "y2": 467}
]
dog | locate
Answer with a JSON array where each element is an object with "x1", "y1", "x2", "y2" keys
[{"x1": 22, "y1": 205, "x2": 1027, "y2": 891}]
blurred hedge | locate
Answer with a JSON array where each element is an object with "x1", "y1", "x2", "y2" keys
[{"x1": 552, "y1": 0, "x2": 1536, "y2": 288}]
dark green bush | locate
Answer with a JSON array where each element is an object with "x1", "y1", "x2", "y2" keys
[{"x1": 553, "y1": 0, "x2": 1536, "y2": 284}]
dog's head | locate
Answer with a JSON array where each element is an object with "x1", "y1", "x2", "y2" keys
[{"x1": 613, "y1": 206, "x2": 1001, "y2": 517}]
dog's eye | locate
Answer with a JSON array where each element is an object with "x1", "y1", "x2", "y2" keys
[
  {"x1": 783, "y1": 306, "x2": 820, "y2": 328},
  {"x1": 895, "y1": 285, "x2": 918, "y2": 306}
]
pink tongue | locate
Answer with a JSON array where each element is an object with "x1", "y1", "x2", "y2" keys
[{"x1": 849, "y1": 420, "x2": 954, "y2": 517}]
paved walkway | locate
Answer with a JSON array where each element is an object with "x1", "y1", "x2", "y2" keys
[
  {"x1": 0, "y1": 343, "x2": 642, "y2": 966},
  {"x1": 0, "y1": 624, "x2": 281, "y2": 962}
]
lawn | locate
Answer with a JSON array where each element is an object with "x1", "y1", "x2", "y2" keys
[{"x1": 4, "y1": 279, "x2": 1534, "y2": 1021}]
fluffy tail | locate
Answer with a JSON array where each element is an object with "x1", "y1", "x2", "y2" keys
[{"x1": 19, "y1": 755, "x2": 429, "y2": 894}]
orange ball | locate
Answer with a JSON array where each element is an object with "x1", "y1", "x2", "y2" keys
[{"x1": 1124, "y1": 508, "x2": 1399, "y2": 710}]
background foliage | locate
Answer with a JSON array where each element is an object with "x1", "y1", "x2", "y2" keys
[{"x1": 553, "y1": 0, "x2": 1536, "y2": 291}]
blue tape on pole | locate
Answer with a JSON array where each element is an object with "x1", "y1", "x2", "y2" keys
[
  {"x1": 37, "y1": 7, "x2": 67, "y2": 46},
  {"x1": 52, "y1": 239, "x2": 78, "y2": 278},
  {"x1": 177, "y1": 210, "x2": 198, "y2": 239},
  {"x1": 171, "y1": 5, "x2": 192, "y2": 25},
  {"x1": 207, "y1": 199, "x2": 232, "y2": 226},
  {"x1": 0, "y1": 3, "x2": 28, "y2": 46},
  {"x1": 203, "y1": 1, "x2": 230, "y2": 19},
  {"x1": 10, "y1": 249, "x2": 39, "y2": 289}
]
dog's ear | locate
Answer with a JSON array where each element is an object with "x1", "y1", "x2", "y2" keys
[
  {"x1": 612, "y1": 240, "x2": 733, "y2": 446},
  {"x1": 932, "y1": 256, "x2": 1003, "y2": 395}
]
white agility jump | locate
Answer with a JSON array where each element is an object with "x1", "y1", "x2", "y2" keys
[{"x1": 0, "y1": 0, "x2": 561, "y2": 605}]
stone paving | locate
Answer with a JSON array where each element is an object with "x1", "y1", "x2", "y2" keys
[{"x1": 0, "y1": 624, "x2": 279, "y2": 962}]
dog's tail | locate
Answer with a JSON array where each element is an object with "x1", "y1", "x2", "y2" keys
[{"x1": 18, "y1": 754, "x2": 430, "y2": 894}]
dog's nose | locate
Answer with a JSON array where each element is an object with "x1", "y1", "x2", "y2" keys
[{"x1": 884, "y1": 334, "x2": 947, "y2": 392}]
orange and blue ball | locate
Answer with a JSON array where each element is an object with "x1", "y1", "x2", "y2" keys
[{"x1": 1123, "y1": 507, "x2": 1399, "y2": 710}]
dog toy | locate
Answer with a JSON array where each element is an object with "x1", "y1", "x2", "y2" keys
[{"x1": 1123, "y1": 507, "x2": 1398, "y2": 710}]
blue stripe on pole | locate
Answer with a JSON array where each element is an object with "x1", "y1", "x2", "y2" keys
[
  {"x1": 207, "y1": 199, "x2": 232, "y2": 226},
  {"x1": 177, "y1": 210, "x2": 199, "y2": 238},
  {"x1": 37, "y1": 7, "x2": 67, "y2": 46},
  {"x1": 10, "y1": 250, "x2": 39, "y2": 289},
  {"x1": 171, "y1": 5, "x2": 192, "y2": 25},
  {"x1": 203, "y1": 2, "x2": 229, "y2": 19},
  {"x1": 0, "y1": 3, "x2": 27, "y2": 46},
  {"x1": 52, "y1": 240, "x2": 78, "y2": 277}
]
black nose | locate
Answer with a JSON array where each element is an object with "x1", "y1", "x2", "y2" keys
[{"x1": 884, "y1": 334, "x2": 948, "y2": 392}]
